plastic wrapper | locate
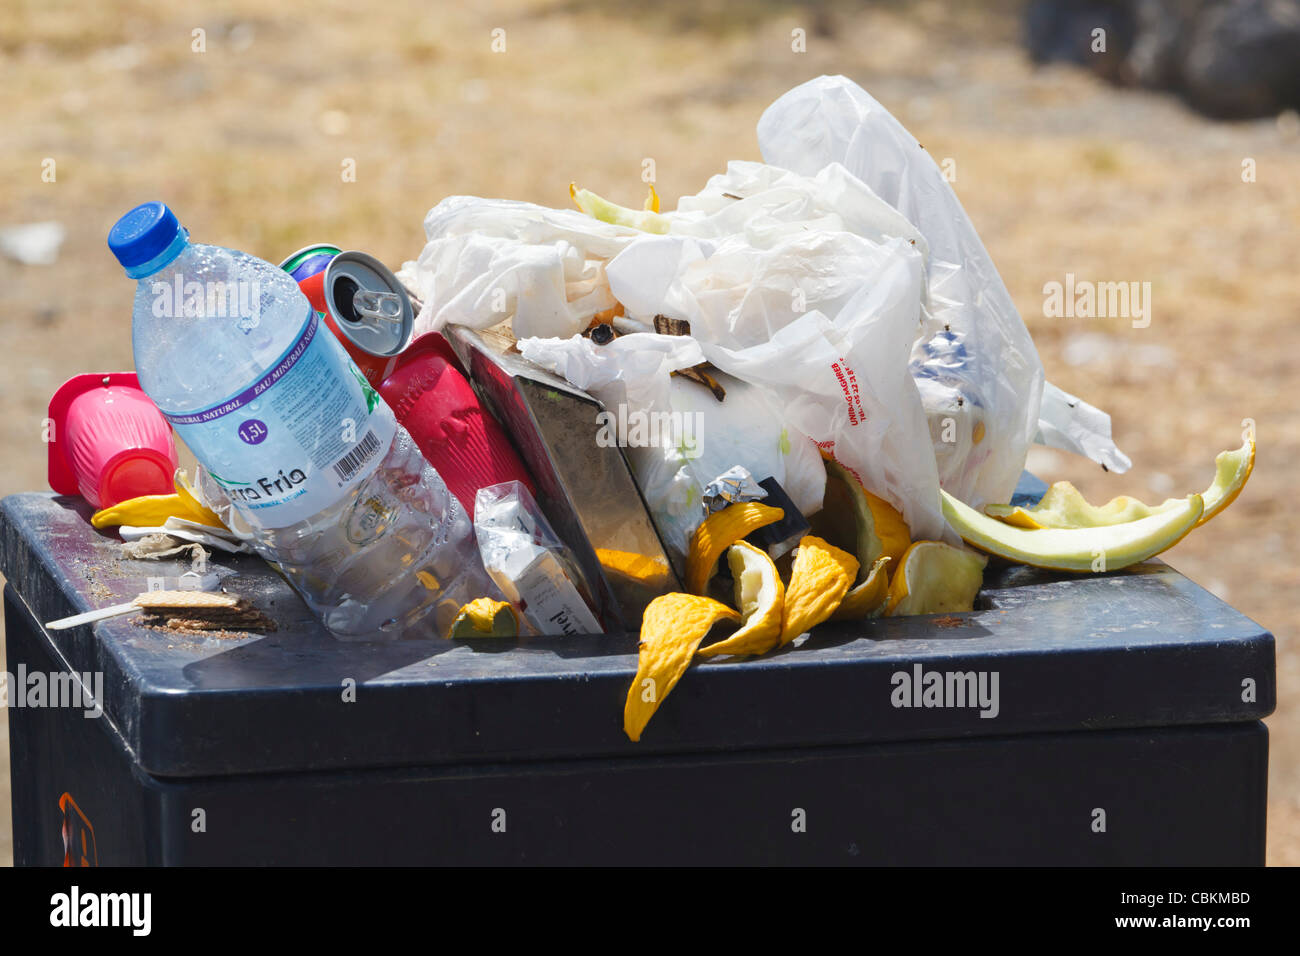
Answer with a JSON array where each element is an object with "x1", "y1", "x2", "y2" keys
[
  {"x1": 474, "y1": 481, "x2": 602, "y2": 636},
  {"x1": 1035, "y1": 381, "x2": 1133, "y2": 472}
]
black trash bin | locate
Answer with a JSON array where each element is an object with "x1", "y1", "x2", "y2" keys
[{"x1": 0, "y1": 476, "x2": 1275, "y2": 865}]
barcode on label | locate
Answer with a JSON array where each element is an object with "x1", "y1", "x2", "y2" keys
[{"x1": 332, "y1": 429, "x2": 382, "y2": 482}]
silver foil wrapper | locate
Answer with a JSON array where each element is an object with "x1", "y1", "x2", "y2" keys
[{"x1": 702, "y1": 465, "x2": 768, "y2": 516}]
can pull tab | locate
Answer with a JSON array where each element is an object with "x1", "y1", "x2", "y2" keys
[{"x1": 352, "y1": 289, "x2": 404, "y2": 325}]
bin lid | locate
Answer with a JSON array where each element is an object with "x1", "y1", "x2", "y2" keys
[{"x1": 0, "y1": 480, "x2": 1275, "y2": 778}]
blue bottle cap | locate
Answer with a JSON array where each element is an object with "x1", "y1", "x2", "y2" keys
[{"x1": 108, "y1": 202, "x2": 184, "y2": 272}]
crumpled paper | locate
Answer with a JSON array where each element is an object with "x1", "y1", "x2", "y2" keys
[
  {"x1": 118, "y1": 516, "x2": 254, "y2": 554},
  {"x1": 120, "y1": 533, "x2": 210, "y2": 562}
]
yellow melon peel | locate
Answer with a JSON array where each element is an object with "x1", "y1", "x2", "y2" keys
[
  {"x1": 448, "y1": 598, "x2": 518, "y2": 639},
  {"x1": 697, "y1": 541, "x2": 785, "y2": 658},
  {"x1": 1198, "y1": 436, "x2": 1255, "y2": 524},
  {"x1": 624, "y1": 593, "x2": 740, "y2": 742},
  {"x1": 984, "y1": 436, "x2": 1254, "y2": 531},
  {"x1": 779, "y1": 535, "x2": 858, "y2": 645},
  {"x1": 832, "y1": 556, "x2": 892, "y2": 620},
  {"x1": 685, "y1": 502, "x2": 784, "y2": 595},
  {"x1": 885, "y1": 542, "x2": 987, "y2": 616},
  {"x1": 944, "y1": 489, "x2": 1204, "y2": 572},
  {"x1": 818, "y1": 458, "x2": 911, "y2": 568}
]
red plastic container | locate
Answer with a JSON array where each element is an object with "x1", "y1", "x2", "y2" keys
[
  {"x1": 47, "y1": 372, "x2": 179, "y2": 509},
  {"x1": 379, "y1": 333, "x2": 533, "y2": 517}
]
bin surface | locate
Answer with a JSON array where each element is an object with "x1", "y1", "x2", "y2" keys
[{"x1": 0, "y1": 477, "x2": 1275, "y2": 865}]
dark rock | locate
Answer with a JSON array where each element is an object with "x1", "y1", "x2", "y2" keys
[
  {"x1": 1024, "y1": 0, "x2": 1136, "y2": 83},
  {"x1": 1023, "y1": 0, "x2": 1300, "y2": 118},
  {"x1": 1181, "y1": 0, "x2": 1300, "y2": 118},
  {"x1": 1126, "y1": 0, "x2": 1211, "y2": 90}
]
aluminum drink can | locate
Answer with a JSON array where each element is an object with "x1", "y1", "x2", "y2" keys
[
  {"x1": 278, "y1": 243, "x2": 342, "y2": 282},
  {"x1": 293, "y1": 251, "x2": 415, "y2": 385}
]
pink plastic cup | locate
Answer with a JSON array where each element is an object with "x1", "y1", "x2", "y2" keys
[{"x1": 48, "y1": 372, "x2": 179, "y2": 509}]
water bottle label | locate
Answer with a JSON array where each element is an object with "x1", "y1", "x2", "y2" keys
[{"x1": 158, "y1": 311, "x2": 397, "y2": 529}]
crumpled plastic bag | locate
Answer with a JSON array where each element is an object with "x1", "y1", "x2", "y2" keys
[
  {"x1": 757, "y1": 75, "x2": 1046, "y2": 511},
  {"x1": 402, "y1": 196, "x2": 642, "y2": 340},
  {"x1": 664, "y1": 160, "x2": 929, "y2": 249},
  {"x1": 603, "y1": 219, "x2": 944, "y2": 539},
  {"x1": 519, "y1": 332, "x2": 827, "y2": 559},
  {"x1": 757, "y1": 74, "x2": 1128, "y2": 484}
]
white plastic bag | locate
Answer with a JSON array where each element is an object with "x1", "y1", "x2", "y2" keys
[
  {"x1": 605, "y1": 196, "x2": 947, "y2": 540},
  {"x1": 757, "y1": 75, "x2": 1128, "y2": 484},
  {"x1": 402, "y1": 196, "x2": 642, "y2": 340},
  {"x1": 758, "y1": 75, "x2": 1047, "y2": 508},
  {"x1": 1035, "y1": 382, "x2": 1132, "y2": 472}
]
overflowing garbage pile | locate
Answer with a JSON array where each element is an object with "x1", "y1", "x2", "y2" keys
[{"x1": 50, "y1": 76, "x2": 1254, "y2": 741}]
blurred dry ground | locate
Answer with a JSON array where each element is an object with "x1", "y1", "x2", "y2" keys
[{"x1": 1, "y1": 0, "x2": 1296, "y2": 865}]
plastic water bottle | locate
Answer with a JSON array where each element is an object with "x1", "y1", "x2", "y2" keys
[{"x1": 108, "y1": 202, "x2": 493, "y2": 638}]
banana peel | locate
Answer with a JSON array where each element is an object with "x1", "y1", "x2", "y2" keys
[{"x1": 173, "y1": 469, "x2": 227, "y2": 528}]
